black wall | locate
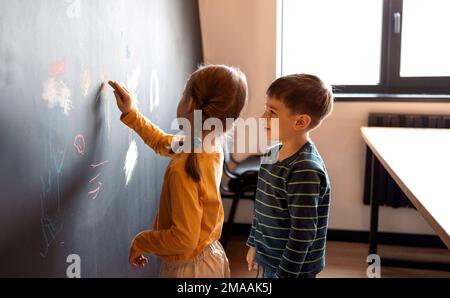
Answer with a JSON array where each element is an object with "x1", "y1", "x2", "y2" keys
[{"x1": 0, "y1": 0, "x2": 203, "y2": 277}]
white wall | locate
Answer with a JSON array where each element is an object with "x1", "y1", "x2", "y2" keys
[
  {"x1": 313, "y1": 102, "x2": 450, "y2": 234},
  {"x1": 199, "y1": 0, "x2": 277, "y2": 120},
  {"x1": 198, "y1": 0, "x2": 450, "y2": 234}
]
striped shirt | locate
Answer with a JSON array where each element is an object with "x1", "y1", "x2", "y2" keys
[{"x1": 247, "y1": 141, "x2": 331, "y2": 278}]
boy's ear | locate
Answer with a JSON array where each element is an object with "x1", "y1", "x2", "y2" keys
[{"x1": 294, "y1": 114, "x2": 311, "y2": 130}]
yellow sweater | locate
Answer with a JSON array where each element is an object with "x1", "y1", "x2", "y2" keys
[{"x1": 121, "y1": 107, "x2": 224, "y2": 263}]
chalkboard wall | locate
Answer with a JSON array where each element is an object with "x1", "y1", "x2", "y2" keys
[{"x1": 0, "y1": 0, "x2": 203, "y2": 277}]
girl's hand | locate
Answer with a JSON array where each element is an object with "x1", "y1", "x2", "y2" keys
[
  {"x1": 246, "y1": 247, "x2": 258, "y2": 271},
  {"x1": 109, "y1": 81, "x2": 134, "y2": 115},
  {"x1": 129, "y1": 245, "x2": 149, "y2": 268}
]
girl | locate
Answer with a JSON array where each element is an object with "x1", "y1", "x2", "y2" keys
[{"x1": 110, "y1": 65, "x2": 247, "y2": 278}]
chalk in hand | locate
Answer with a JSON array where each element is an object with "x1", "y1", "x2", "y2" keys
[{"x1": 108, "y1": 80, "x2": 117, "y2": 90}]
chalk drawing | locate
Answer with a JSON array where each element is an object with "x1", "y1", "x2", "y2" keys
[
  {"x1": 50, "y1": 136, "x2": 67, "y2": 214},
  {"x1": 73, "y1": 134, "x2": 85, "y2": 155},
  {"x1": 88, "y1": 182, "x2": 102, "y2": 200},
  {"x1": 42, "y1": 77, "x2": 73, "y2": 115},
  {"x1": 126, "y1": 45, "x2": 131, "y2": 59},
  {"x1": 149, "y1": 69, "x2": 160, "y2": 113},
  {"x1": 40, "y1": 171, "x2": 63, "y2": 258},
  {"x1": 124, "y1": 140, "x2": 138, "y2": 185},
  {"x1": 87, "y1": 161, "x2": 108, "y2": 200},
  {"x1": 91, "y1": 161, "x2": 109, "y2": 168},
  {"x1": 101, "y1": 79, "x2": 111, "y2": 137},
  {"x1": 89, "y1": 173, "x2": 100, "y2": 183},
  {"x1": 66, "y1": 0, "x2": 82, "y2": 19},
  {"x1": 82, "y1": 70, "x2": 91, "y2": 97},
  {"x1": 50, "y1": 59, "x2": 66, "y2": 76},
  {"x1": 39, "y1": 133, "x2": 67, "y2": 257},
  {"x1": 126, "y1": 65, "x2": 141, "y2": 105}
]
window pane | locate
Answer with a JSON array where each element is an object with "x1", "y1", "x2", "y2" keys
[
  {"x1": 282, "y1": 0, "x2": 383, "y2": 85},
  {"x1": 401, "y1": 0, "x2": 450, "y2": 77}
]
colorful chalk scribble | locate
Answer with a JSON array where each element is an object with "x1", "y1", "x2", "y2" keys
[
  {"x1": 73, "y1": 134, "x2": 86, "y2": 155},
  {"x1": 149, "y1": 69, "x2": 160, "y2": 113},
  {"x1": 73, "y1": 132, "x2": 109, "y2": 200},
  {"x1": 88, "y1": 161, "x2": 108, "y2": 200},
  {"x1": 124, "y1": 140, "x2": 138, "y2": 185},
  {"x1": 50, "y1": 59, "x2": 66, "y2": 76},
  {"x1": 42, "y1": 77, "x2": 73, "y2": 115},
  {"x1": 82, "y1": 70, "x2": 91, "y2": 97},
  {"x1": 40, "y1": 134, "x2": 67, "y2": 257},
  {"x1": 40, "y1": 171, "x2": 63, "y2": 258},
  {"x1": 66, "y1": 0, "x2": 82, "y2": 19}
]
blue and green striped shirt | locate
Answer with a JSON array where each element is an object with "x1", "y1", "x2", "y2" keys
[{"x1": 247, "y1": 141, "x2": 331, "y2": 278}]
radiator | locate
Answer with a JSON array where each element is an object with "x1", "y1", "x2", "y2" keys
[{"x1": 363, "y1": 113, "x2": 450, "y2": 208}]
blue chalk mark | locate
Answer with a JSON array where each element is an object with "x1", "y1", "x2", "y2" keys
[{"x1": 126, "y1": 45, "x2": 131, "y2": 59}]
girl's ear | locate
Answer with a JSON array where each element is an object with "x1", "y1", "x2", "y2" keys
[{"x1": 294, "y1": 114, "x2": 311, "y2": 130}]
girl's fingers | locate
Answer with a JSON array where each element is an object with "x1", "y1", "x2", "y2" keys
[
  {"x1": 113, "y1": 82, "x2": 129, "y2": 97},
  {"x1": 113, "y1": 90, "x2": 122, "y2": 101},
  {"x1": 140, "y1": 255, "x2": 148, "y2": 264},
  {"x1": 114, "y1": 91, "x2": 123, "y2": 107},
  {"x1": 123, "y1": 85, "x2": 131, "y2": 93}
]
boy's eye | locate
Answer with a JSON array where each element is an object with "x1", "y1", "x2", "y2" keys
[{"x1": 264, "y1": 106, "x2": 277, "y2": 116}]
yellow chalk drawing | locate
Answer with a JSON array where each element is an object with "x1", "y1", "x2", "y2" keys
[{"x1": 82, "y1": 70, "x2": 91, "y2": 97}]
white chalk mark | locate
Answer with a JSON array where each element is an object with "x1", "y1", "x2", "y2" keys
[
  {"x1": 66, "y1": 0, "x2": 82, "y2": 19},
  {"x1": 126, "y1": 65, "x2": 141, "y2": 105},
  {"x1": 42, "y1": 78, "x2": 73, "y2": 115},
  {"x1": 124, "y1": 140, "x2": 138, "y2": 185},
  {"x1": 91, "y1": 160, "x2": 109, "y2": 168},
  {"x1": 149, "y1": 69, "x2": 160, "y2": 113}
]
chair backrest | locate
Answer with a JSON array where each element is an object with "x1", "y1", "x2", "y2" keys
[{"x1": 221, "y1": 137, "x2": 238, "y2": 180}]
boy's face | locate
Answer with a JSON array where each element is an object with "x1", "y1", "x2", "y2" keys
[{"x1": 262, "y1": 97, "x2": 311, "y2": 142}]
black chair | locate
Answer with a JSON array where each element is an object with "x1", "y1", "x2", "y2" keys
[{"x1": 219, "y1": 144, "x2": 260, "y2": 250}]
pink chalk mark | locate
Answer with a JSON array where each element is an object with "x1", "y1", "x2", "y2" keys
[
  {"x1": 50, "y1": 59, "x2": 66, "y2": 76},
  {"x1": 74, "y1": 134, "x2": 86, "y2": 155},
  {"x1": 88, "y1": 182, "x2": 103, "y2": 200},
  {"x1": 89, "y1": 173, "x2": 101, "y2": 183},
  {"x1": 91, "y1": 161, "x2": 109, "y2": 168}
]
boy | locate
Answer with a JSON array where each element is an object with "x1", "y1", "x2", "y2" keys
[{"x1": 246, "y1": 74, "x2": 333, "y2": 278}]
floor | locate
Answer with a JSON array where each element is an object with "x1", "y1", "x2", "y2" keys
[{"x1": 226, "y1": 235, "x2": 450, "y2": 278}]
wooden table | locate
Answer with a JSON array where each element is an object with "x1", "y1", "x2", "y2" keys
[{"x1": 361, "y1": 127, "x2": 450, "y2": 270}]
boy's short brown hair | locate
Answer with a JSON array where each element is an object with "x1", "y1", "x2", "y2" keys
[{"x1": 266, "y1": 74, "x2": 334, "y2": 129}]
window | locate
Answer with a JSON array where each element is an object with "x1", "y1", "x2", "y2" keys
[{"x1": 281, "y1": 0, "x2": 450, "y2": 94}]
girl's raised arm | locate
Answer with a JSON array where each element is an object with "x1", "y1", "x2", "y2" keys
[{"x1": 110, "y1": 81, "x2": 174, "y2": 157}]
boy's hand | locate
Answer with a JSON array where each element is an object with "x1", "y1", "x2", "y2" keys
[
  {"x1": 129, "y1": 244, "x2": 149, "y2": 268},
  {"x1": 246, "y1": 247, "x2": 258, "y2": 271},
  {"x1": 109, "y1": 81, "x2": 134, "y2": 115}
]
